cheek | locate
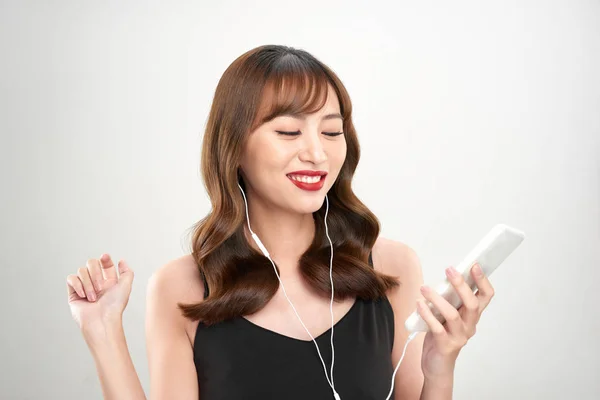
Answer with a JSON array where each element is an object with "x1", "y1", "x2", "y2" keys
[
  {"x1": 241, "y1": 136, "x2": 292, "y2": 179},
  {"x1": 329, "y1": 141, "x2": 347, "y2": 172}
]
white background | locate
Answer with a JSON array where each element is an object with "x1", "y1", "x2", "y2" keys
[{"x1": 1, "y1": 0, "x2": 598, "y2": 399}]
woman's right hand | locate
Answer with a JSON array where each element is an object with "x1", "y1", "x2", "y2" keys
[{"x1": 66, "y1": 254, "x2": 135, "y2": 334}]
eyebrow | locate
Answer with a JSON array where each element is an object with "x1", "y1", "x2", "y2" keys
[{"x1": 278, "y1": 112, "x2": 343, "y2": 121}]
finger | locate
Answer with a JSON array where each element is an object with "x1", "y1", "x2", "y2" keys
[
  {"x1": 117, "y1": 260, "x2": 134, "y2": 286},
  {"x1": 86, "y1": 258, "x2": 104, "y2": 292},
  {"x1": 416, "y1": 299, "x2": 446, "y2": 336},
  {"x1": 66, "y1": 274, "x2": 86, "y2": 298},
  {"x1": 420, "y1": 285, "x2": 464, "y2": 334},
  {"x1": 77, "y1": 267, "x2": 97, "y2": 302},
  {"x1": 118, "y1": 259, "x2": 130, "y2": 274},
  {"x1": 472, "y1": 263, "x2": 495, "y2": 310},
  {"x1": 446, "y1": 266, "x2": 480, "y2": 328},
  {"x1": 100, "y1": 254, "x2": 117, "y2": 281}
]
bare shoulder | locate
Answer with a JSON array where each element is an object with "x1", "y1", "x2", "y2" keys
[
  {"x1": 372, "y1": 237, "x2": 427, "y2": 397},
  {"x1": 145, "y1": 254, "x2": 203, "y2": 398},
  {"x1": 146, "y1": 254, "x2": 205, "y2": 343},
  {"x1": 372, "y1": 236, "x2": 423, "y2": 284},
  {"x1": 147, "y1": 254, "x2": 205, "y2": 305}
]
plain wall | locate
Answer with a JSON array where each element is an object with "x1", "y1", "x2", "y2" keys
[{"x1": 1, "y1": 0, "x2": 598, "y2": 399}]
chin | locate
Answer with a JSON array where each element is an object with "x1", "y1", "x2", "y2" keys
[{"x1": 289, "y1": 192, "x2": 329, "y2": 215}]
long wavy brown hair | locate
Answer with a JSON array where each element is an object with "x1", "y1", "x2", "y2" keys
[{"x1": 179, "y1": 45, "x2": 399, "y2": 325}]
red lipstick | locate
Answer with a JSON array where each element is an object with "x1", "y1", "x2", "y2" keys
[{"x1": 287, "y1": 170, "x2": 327, "y2": 191}]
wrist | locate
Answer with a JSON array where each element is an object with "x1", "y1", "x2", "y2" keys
[
  {"x1": 422, "y1": 351, "x2": 458, "y2": 381},
  {"x1": 81, "y1": 316, "x2": 124, "y2": 346}
]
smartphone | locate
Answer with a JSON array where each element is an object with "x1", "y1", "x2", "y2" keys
[{"x1": 404, "y1": 223, "x2": 526, "y2": 333}]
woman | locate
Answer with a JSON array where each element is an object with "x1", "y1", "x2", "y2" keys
[{"x1": 66, "y1": 45, "x2": 495, "y2": 400}]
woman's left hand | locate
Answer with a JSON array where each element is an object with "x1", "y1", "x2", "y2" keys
[{"x1": 417, "y1": 263, "x2": 495, "y2": 380}]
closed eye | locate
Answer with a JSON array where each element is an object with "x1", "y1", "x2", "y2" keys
[
  {"x1": 275, "y1": 130, "x2": 344, "y2": 137},
  {"x1": 276, "y1": 130, "x2": 301, "y2": 136}
]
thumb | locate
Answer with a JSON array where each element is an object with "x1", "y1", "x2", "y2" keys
[{"x1": 118, "y1": 260, "x2": 134, "y2": 286}]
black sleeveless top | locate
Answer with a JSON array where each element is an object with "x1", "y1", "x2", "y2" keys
[{"x1": 193, "y1": 253, "x2": 396, "y2": 400}]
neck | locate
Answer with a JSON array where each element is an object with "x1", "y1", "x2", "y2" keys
[{"x1": 243, "y1": 196, "x2": 316, "y2": 266}]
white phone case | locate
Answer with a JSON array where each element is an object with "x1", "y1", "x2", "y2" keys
[{"x1": 404, "y1": 223, "x2": 525, "y2": 333}]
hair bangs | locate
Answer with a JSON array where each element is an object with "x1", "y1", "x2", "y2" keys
[{"x1": 252, "y1": 57, "x2": 333, "y2": 130}]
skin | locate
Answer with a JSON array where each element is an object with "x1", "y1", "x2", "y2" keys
[{"x1": 66, "y1": 84, "x2": 495, "y2": 400}]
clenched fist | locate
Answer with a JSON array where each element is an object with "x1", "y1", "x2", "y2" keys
[{"x1": 66, "y1": 254, "x2": 134, "y2": 332}]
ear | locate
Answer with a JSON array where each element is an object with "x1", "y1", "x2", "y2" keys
[{"x1": 237, "y1": 168, "x2": 246, "y2": 188}]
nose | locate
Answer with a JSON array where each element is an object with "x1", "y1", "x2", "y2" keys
[{"x1": 298, "y1": 131, "x2": 327, "y2": 165}]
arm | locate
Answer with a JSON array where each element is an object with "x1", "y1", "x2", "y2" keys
[
  {"x1": 420, "y1": 377, "x2": 454, "y2": 400},
  {"x1": 83, "y1": 319, "x2": 147, "y2": 400},
  {"x1": 79, "y1": 257, "x2": 200, "y2": 400},
  {"x1": 145, "y1": 260, "x2": 200, "y2": 400},
  {"x1": 373, "y1": 238, "x2": 454, "y2": 400}
]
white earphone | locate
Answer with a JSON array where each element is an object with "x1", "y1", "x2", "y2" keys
[{"x1": 237, "y1": 183, "x2": 417, "y2": 400}]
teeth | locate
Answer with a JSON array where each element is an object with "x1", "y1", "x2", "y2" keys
[{"x1": 289, "y1": 174, "x2": 321, "y2": 184}]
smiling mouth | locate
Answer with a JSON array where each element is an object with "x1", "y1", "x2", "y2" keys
[
  {"x1": 287, "y1": 174, "x2": 325, "y2": 184},
  {"x1": 286, "y1": 171, "x2": 328, "y2": 191}
]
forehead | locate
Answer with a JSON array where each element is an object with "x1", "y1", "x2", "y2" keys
[{"x1": 320, "y1": 86, "x2": 341, "y2": 113}]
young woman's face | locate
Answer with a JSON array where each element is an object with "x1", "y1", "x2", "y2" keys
[{"x1": 239, "y1": 85, "x2": 347, "y2": 215}]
